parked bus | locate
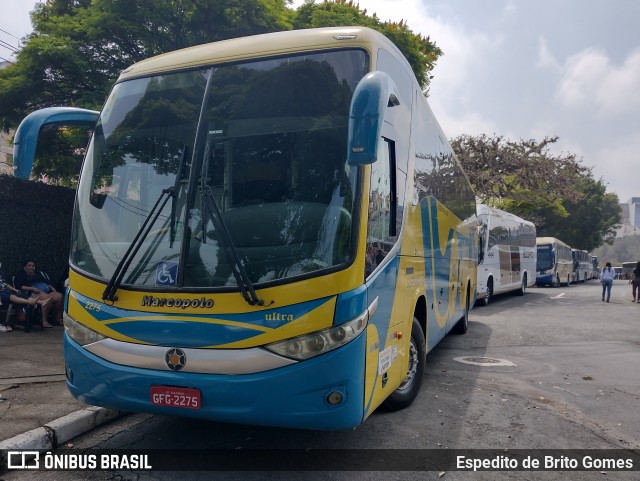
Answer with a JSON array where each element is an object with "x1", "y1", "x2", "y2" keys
[
  {"x1": 13, "y1": 27, "x2": 477, "y2": 430},
  {"x1": 591, "y1": 255, "x2": 599, "y2": 279},
  {"x1": 535, "y1": 237, "x2": 573, "y2": 286},
  {"x1": 614, "y1": 266, "x2": 623, "y2": 280},
  {"x1": 621, "y1": 261, "x2": 637, "y2": 280},
  {"x1": 476, "y1": 204, "x2": 536, "y2": 305},
  {"x1": 571, "y1": 249, "x2": 593, "y2": 283}
]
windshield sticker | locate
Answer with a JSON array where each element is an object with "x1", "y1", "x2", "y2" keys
[{"x1": 156, "y1": 261, "x2": 178, "y2": 286}]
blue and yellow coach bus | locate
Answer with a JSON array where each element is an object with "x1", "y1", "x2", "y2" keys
[{"x1": 14, "y1": 27, "x2": 477, "y2": 430}]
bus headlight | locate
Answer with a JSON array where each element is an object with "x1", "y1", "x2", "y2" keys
[
  {"x1": 265, "y1": 310, "x2": 368, "y2": 361},
  {"x1": 63, "y1": 312, "x2": 106, "y2": 346}
]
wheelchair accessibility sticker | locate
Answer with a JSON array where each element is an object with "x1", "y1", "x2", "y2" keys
[{"x1": 156, "y1": 261, "x2": 178, "y2": 286}]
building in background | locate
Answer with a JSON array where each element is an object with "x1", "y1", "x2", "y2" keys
[{"x1": 616, "y1": 198, "x2": 640, "y2": 237}]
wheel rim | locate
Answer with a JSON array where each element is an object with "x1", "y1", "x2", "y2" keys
[{"x1": 397, "y1": 338, "x2": 419, "y2": 392}]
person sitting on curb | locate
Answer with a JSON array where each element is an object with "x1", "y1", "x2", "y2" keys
[
  {"x1": 13, "y1": 259, "x2": 62, "y2": 328},
  {"x1": 1, "y1": 268, "x2": 51, "y2": 332}
]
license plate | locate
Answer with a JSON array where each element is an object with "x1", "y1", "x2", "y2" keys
[{"x1": 150, "y1": 386, "x2": 201, "y2": 410}]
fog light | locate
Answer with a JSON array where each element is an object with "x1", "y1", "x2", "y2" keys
[{"x1": 326, "y1": 391, "x2": 344, "y2": 405}]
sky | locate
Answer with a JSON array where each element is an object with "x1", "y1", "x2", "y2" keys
[{"x1": 1, "y1": 0, "x2": 639, "y2": 202}]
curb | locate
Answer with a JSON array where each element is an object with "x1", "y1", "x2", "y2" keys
[{"x1": 0, "y1": 407, "x2": 125, "y2": 450}]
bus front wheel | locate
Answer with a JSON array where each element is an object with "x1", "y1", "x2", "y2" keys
[
  {"x1": 483, "y1": 279, "x2": 494, "y2": 306},
  {"x1": 383, "y1": 317, "x2": 426, "y2": 411}
]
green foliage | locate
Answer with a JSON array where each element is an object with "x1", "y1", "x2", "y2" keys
[
  {"x1": 31, "y1": 126, "x2": 92, "y2": 188},
  {"x1": 0, "y1": 174, "x2": 75, "y2": 287},
  {"x1": 293, "y1": 0, "x2": 442, "y2": 91},
  {"x1": 530, "y1": 176, "x2": 622, "y2": 251},
  {"x1": 451, "y1": 133, "x2": 622, "y2": 251},
  {"x1": 0, "y1": 0, "x2": 442, "y2": 187},
  {"x1": 452, "y1": 134, "x2": 588, "y2": 209},
  {"x1": 1, "y1": 0, "x2": 294, "y2": 132}
]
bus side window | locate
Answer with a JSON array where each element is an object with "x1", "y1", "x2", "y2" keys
[{"x1": 366, "y1": 138, "x2": 397, "y2": 277}]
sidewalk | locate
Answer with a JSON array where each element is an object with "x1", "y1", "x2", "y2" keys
[{"x1": 0, "y1": 324, "x2": 123, "y2": 449}]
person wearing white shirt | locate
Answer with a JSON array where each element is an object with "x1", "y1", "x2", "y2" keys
[{"x1": 600, "y1": 262, "x2": 615, "y2": 302}]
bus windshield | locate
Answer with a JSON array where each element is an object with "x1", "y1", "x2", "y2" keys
[
  {"x1": 71, "y1": 49, "x2": 366, "y2": 289},
  {"x1": 536, "y1": 244, "x2": 554, "y2": 271}
]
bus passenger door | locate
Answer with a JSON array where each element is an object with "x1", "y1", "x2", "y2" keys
[{"x1": 364, "y1": 136, "x2": 408, "y2": 408}]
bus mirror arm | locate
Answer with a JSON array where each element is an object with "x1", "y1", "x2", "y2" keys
[
  {"x1": 346, "y1": 71, "x2": 399, "y2": 165},
  {"x1": 13, "y1": 107, "x2": 100, "y2": 179}
]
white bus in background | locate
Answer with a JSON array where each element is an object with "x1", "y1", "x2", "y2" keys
[
  {"x1": 571, "y1": 249, "x2": 592, "y2": 283},
  {"x1": 476, "y1": 204, "x2": 537, "y2": 305},
  {"x1": 536, "y1": 237, "x2": 573, "y2": 287}
]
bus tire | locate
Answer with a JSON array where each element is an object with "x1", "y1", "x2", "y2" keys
[
  {"x1": 383, "y1": 316, "x2": 426, "y2": 411},
  {"x1": 452, "y1": 288, "x2": 470, "y2": 334},
  {"x1": 483, "y1": 278, "x2": 493, "y2": 306},
  {"x1": 518, "y1": 274, "x2": 527, "y2": 296}
]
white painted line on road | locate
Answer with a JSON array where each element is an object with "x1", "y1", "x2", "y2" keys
[
  {"x1": 552, "y1": 386, "x2": 581, "y2": 396},
  {"x1": 551, "y1": 293, "x2": 566, "y2": 299}
]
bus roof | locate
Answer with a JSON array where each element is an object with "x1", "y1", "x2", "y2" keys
[
  {"x1": 476, "y1": 203, "x2": 535, "y2": 227},
  {"x1": 117, "y1": 26, "x2": 409, "y2": 82},
  {"x1": 536, "y1": 236, "x2": 571, "y2": 248}
]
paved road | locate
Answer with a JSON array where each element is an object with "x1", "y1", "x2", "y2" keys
[{"x1": 3, "y1": 280, "x2": 639, "y2": 480}]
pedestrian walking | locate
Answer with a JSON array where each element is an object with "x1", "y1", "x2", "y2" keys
[
  {"x1": 630, "y1": 261, "x2": 640, "y2": 303},
  {"x1": 600, "y1": 262, "x2": 615, "y2": 303}
]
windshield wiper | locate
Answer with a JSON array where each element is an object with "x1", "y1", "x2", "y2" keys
[
  {"x1": 102, "y1": 187, "x2": 174, "y2": 302},
  {"x1": 199, "y1": 139, "x2": 264, "y2": 306},
  {"x1": 200, "y1": 186, "x2": 264, "y2": 306}
]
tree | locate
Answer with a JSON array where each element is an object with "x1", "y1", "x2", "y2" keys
[
  {"x1": 593, "y1": 235, "x2": 640, "y2": 265},
  {"x1": 0, "y1": 0, "x2": 294, "y2": 131},
  {"x1": 31, "y1": 125, "x2": 92, "y2": 187},
  {"x1": 528, "y1": 176, "x2": 622, "y2": 251},
  {"x1": 451, "y1": 134, "x2": 588, "y2": 212},
  {"x1": 293, "y1": 0, "x2": 442, "y2": 91},
  {"x1": 451, "y1": 133, "x2": 621, "y2": 250},
  {"x1": 0, "y1": 0, "x2": 442, "y2": 185}
]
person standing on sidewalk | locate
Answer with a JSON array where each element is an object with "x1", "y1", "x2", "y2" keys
[
  {"x1": 630, "y1": 261, "x2": 640, "y2": 303},
  {"x1": 600, "y1": 262, "x2": 615, "y2": 303}
]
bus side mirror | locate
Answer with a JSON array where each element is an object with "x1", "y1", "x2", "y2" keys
[
  {"x1": 347, "y1": 71, "x2": 399, "y2": 165},
  {"x1": 13, "y1": 107, "x2": 99, "y2": 179}
]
